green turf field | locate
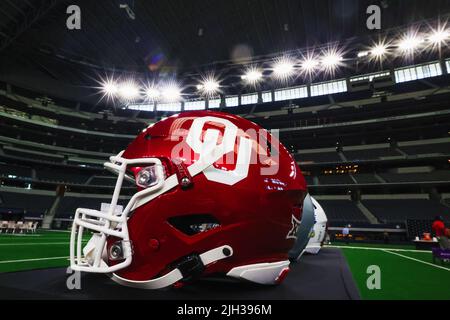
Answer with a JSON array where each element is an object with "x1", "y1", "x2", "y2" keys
[
  {"x1": 1, "y1": 232, "x2": 449, "y2": 299},
  {"x1": 332, "y1": 244, "x2": 450, "y2": 300},
  {"x1": 0, "y1": 230, "x2": 88, "y2": 273}
]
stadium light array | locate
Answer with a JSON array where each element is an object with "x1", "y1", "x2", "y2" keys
[
  {"x1": 322, "y1": 52, "x2": 343, "y2": 67},
  {"x1": 145, "y1": 85, "x2": 160, "y2": 101},
  {"x1": 97, "y1": 19, "x2": 450, "y2": 106},
  {"x1": 197, "y1": 75, "x2": 221, "y2": 97},
  {"x1": 370, "y1": 43, "x2": 388, "y2": 58},
  {"x1": 397, "y1": 33, "x2": 424, "y2": 52},
  {"x1": 300, "y1": 57, "x2": 319, "y2": 72},
  {"x1": 118, "y1": 80, "x2": 140, "y2": 102},
  {"x1": 369, "y1": 41, "x2": 390, "y2": 63},
  {"x1": 321, "y1": 49, "x2": 344, "y2": 75},
  {"x1": 272, "y1": 56, "x2": 296, "y2": 81},
  {"x1": 160, "y1": 81, "x2": 182, "y2": 102},
  {"x1": 428, "y1": 27, "x2": 450, "y2": 48},
  {"x1": 101, "y1": 79, "x2": 119, "y2": 98},
  {"x1": 299, "y1": 54, "x2": 320, "y2": 78},
  {"x1": 241, "y1": 66, "x2": 263, "y2": 86}
]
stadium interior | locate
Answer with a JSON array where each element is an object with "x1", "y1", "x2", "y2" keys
[{"x1": 0, "y1": 0, "x2": 449, "y2": 301}]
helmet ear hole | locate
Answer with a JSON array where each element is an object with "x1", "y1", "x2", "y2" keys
[{"x1": 168, "y1": 214, "x2": 220, "y2": 236}]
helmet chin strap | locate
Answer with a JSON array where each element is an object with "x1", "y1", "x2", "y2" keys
[{"x1": 109, "y1": 245, "x2": 233, "y2": 290}]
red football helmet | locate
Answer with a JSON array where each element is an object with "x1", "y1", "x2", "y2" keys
[{"x1": 70, "y1": 111, "x2": 307, "y2": 289}]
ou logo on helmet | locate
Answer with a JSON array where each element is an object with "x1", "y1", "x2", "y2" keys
[{"x1": 186, "y1": 116, "x2": 252, "y2": 186}]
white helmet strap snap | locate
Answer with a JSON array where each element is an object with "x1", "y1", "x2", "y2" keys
[{"x1": 109, "y1": 245, "x2": 233, "y2": 289}]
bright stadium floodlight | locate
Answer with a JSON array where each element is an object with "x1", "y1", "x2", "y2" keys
[
  {"x1": 197, "y1": 75, "x2": 221, "y2": 97},
  {"x1": 367, "y1": 40, "x2": 390, "y2": 64},
  {"x1": 272, "y1": 56, "x2": 295, "y2": 81},
  {"x1": 101, "y1": 79, "x2": 119, "y2": 98},
  {"x1": 145, "y1": 85, "x2": 160, "y2": 101},
  {"x1": 370, "y1": 43, "x2": 388, "y2": 58},
  {"x1": 428, "y1": 26, "x2": 450, "y2": 50},
  {"x1": 429, "y1": 29, "x2": 449, "y2": 44},
  {"x1": 322, "y1": 52, "x2": 343, "y2": 68},
  {"x1": 397, "y1": 33, "x2": 423, "y2": 52},
  {"x1": 299, "y1": 54, "x2": 319, "y2": 78},
  {"x1": 241, "y1": 66, "x2": 263, "y2": 86},
  {"x1": 320, "y1": 48, "x2": 344, "y2": 76},
  {"x1": 301, "y1": 57, "x2": 319, "y2": 71},
  {"x1": 161, "y1": 81, "x2": 182, "y2": 102},
  {"x1": 95, "y1": 75, "x2": 122, "y2": 105},
  {"x1": 118, "y1": 80, "x2": 140, "y2": 102}
]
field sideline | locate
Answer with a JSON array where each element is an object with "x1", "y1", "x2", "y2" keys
[{"x1": 0, "y1": 231, "x2": 449, "y2": 299}]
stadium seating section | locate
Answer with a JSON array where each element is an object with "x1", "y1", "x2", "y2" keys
[
  {"x1": 380, "y1": 171, "x2": 450, "y2": 183},
  {"x1": 318, "y1": 200, "x2": 369, "y2": 225},
  {"x1": 0, "y1": 191, "x2": 55, "y2": 216},
  {"x1": 362, "y1": 199, "x2": 450, "y2": 224},
  {"x1": 0, "y1": 83, "x2": 449, "y2": 228},
  {"x1": 352, "y1": 174, "x2": 381, "y2": 184},
  {"x1": 400, "y1": 143, "x2": 449, "y2": 155},
  {"x1": 344, "y1": 148, "x2": 402, "y2": 161},
  {"x1": 56, "y1": 196, "x2": 130, "y2": 218}
]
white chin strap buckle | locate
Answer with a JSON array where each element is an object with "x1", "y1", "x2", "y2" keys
[{"x1": 110, "y1": 245, "x2": 233, "y2": 290}]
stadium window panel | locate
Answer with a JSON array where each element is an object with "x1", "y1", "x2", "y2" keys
[
  {"x1": 208, "y1": 98, "x2": 221, "y2": 109},
  {"x1": 406, "y1": 68, "x2": 413, "y2": 80},
  {"x1": 429, "y1": 64, "x2": 440, "y2": 77},
  {"x1": 404, "y1": 69, "x2": 411, "y2": 81},
  {"x1": 340, "y1": 81, "x2": 347, "y2": 92},
  {"x1": 395, "y1": 62, "x2": 442, "y2": 83},
  {"x1": 398, "y1": 70, "x2": 405, "y2": 82},
  {"x1": 225, "y1": 96, "x2": 239, "y2": 107},
  {"x1": 184, "y1": 100, "x2": 206, "y2": 111},
  {"x1": 446, "y1": 60, "x2": 450, "y2": 73},
  {"x1": 310, "y1": 80, "x2": 347, "y2": 97},
  {"x1": 418, "y1": 66, "x2": 426, "y2": 78},
  {"x1": 127, "y1": 103, "x2": 155, "y2": 112},
  {"x1": 261, "y1": 91, "x2": 272, "y2": 103},
  {"x1": 240, "y1": 93, "x2": 258, "y2": 105},
  {"x1": 396, "y1": 70, "x2": 405, "y2": 82},
  {"x1": 329, "y1": 82, "x2": 334, "y2": 92},
  {"x1": 274, "y1": 86, "x2": 308, "y2": 101},
  {"x1": 402, "y1": 70, "x2": 408, "y2": 82},
  {"x1": 156, "y1": 102, "x2": 182, "y2": 112}
]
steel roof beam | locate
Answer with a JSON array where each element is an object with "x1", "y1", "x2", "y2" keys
[{"x1": 0, "y1": 0, "x2": 63, "y2": 53}]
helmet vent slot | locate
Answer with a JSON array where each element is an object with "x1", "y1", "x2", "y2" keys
[{"x1": 168, "y1": 214, "x2": 220, "y2": 236}]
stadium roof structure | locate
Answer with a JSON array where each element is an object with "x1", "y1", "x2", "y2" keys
[
  {"x1": 1, "y1": 1, "x2": 450, "y2": 71},
  {"x1": 1, "y1": 0, "x2": 450, "y2": 105}
]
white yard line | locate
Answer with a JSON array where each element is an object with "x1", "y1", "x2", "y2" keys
[
  {"x1": 382, "y1": 250, "x2": 450, "y2": 272},
  {"x1": 327, "y1": 245, "x2": 450, "y2": 272},
  {"x1": 0, "y1": 235, "x2": 68, "y2": 241},
  {"x1": 327, "y1": 245, "x2": 431, "y2": 254},
  {"x1": 0, "y1": 241, "x2": 87, "y2": 246},
  {"x1": 0, "y1": 256, "x2": 69, "y2": 264},
  {"x1": 0, "y1": 242, "x2": 69, "y2": 246},
  {"x1": 0, "y1": 234, "x2": 42, "y2": 237}
]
